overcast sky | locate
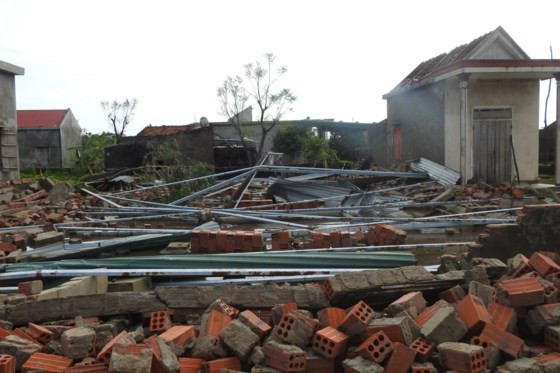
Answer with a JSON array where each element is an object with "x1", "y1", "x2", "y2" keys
[{"x1": 2, "y1": 0, "x2": 559, "y2": 135}]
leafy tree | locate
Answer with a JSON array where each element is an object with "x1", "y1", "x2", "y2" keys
[
  {"x1": 328, "y1": 130, "x2": 368, "y2": 161},
  {"x1": 217, "y1": 53, "x2": 296, "y2": 164},
  {"x1": 77, "y1": 132, "x2": 114, "y2": 174},
  {"x1": 101, "y1": 98, "x2": 138, "y2": 144},
  {"x1": 272, "y1": 124, "x2": 310, "y2": 157}
]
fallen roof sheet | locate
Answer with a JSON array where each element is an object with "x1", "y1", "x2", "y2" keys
[{"x1": 410, "y1": 157, "x2": 461, "y2": 185}]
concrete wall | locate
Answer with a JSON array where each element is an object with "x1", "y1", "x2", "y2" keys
[
  {"x1": 445, "y1": 78, "x2": 540, "y2": 182},
  {"x1": 105, "y1": 127, "x2": 215, "y2": 170},
  {"x1": 0, "y1": 70, "x2": 21, "y2": 180},
  {"x1": 18, "y1": 129, "x2": 62, "y2": 170},
  {"x1": 59, "y1": 110, "x2": 82, "y2": 168},
  {"x1": 385, "y1": 82, "x2": 445, "y2": 165},
  {"x1": 211, "y1": 122, "x2": 275, "y2": 157},
  {"x1": 368, "y1": 120, "x2": 388, "y2": 166}
]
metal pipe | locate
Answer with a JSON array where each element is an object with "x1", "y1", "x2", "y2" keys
[
  {"x1": 212, "y1": 210, "x2": 309, "y2": 229},
  {"x1": 255, "y1": 165, "x2": 430, "y2": 179}
]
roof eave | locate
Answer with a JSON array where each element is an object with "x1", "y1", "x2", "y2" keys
[{"x1": 0, "y1": 60, "x2": 24, "y2": 76}]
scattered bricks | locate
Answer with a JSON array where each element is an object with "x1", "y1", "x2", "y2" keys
[
  {"x1": 0, "y1": 355, "x2": 15, "y2": 373},
  {"x1": 317, "y1": 307, "x2": 345, "y2": 329},
  {"x1": 60, "y1": 327, "x2": 96, "y2": 360},
  {"x1": 0, "y1": 329, "x2": 10, "y2": 341},
  {"x1": 144, "y1": 335, "x2": 180, "y2": 373},
  {"x1": 342, "y1": 355, "x2": 385, "y2": 373},
  {"x1": 21, "y1": 352, "x2": 73, "y2": 372},
  {"x1": 455, "y1": 294, "x2": 492, "y2": 331},
  {"x1": 263, "y1": 340, "x2": 307, "y2": 372},
  {"x1": 220, "y1": 320, "x2": 259, "y2": 360},
  {"x1": 529, "y1": 252, "x2": 560, "y2": 277},
  {"x1": 545, "y1": 286, "x2": 559, "y2": 303},
  {"x1": 366, "y1": 315, "x2": 421, "y2": 345},
  {"x1": 149, "y1": 310, "x2": 173, "y2": 333},
  {"x1": 25, "y1": 323, "x2": 54, "y2": 344},
  {"x1": 273, "y1": 311, "x2": 315, "y2": 348},
  {"x1": 200, "y1": 310, "x2": 232, "y2": 338},
  {"x1": 178, "y1": 357, "x2": 204, "y2": 373},
  {"x1": 190, "y1": 336, "x2": 219, "y2": 361},
  {"x1": 32, "y1": 231, "x2": 65, "y2": 248},
  {"x1": 0, "y1": 243, "x2": 16, "y2": 254},
  {"x1": 237, "y1": 310, "x2": 272, "y2": 340},
  {"x1": 495, "y1": 276, "x2": 544, "y2": 307},
  {"x1": 305, "y1": 355, "x2": 334, "y2": 373},
  {"x1": 200, "y1": 357, "x2": 242, "y2": 373},
  {"x1": 208, "y1": 298, "x2": 239, "y2": 319},
  {"x1": 410, "y1": 362, "x2": 437, "y2": 373},
  {"x1": 373, "y1": 224, "x2": 406, "y2": 245},
  {"x1": 414, "y1": 300, "x2": 448, "y2": 327},
  {"x1": 487, "y1": 301, "x2": 517, "y2": 333},
  {"x1": 355, "y1": 330, "x2": 393, "y2": 363},
  {"x1": 439, "y1": 284, "x2": 466, "y2": 303},
  {"x1": 96, "y1": 331, "x2": 134, "y2": 365},
  {"x1": 409, "y1": 337, "x2": 435, "y2": 362},
  {"x1": 108, "y1": 344, "x2": 153, "y2": 373},
  {"x1": 480, "y1": 322, "x2": 524, "y2": 358},
  {"x1": 12, "y1": 328, "x2": 43, "y2": 349},
  {"x1": 271, "y1": 231, "x2": 291, "y2": 251},
  {"x1": 337, "y1": 300, "x2": 374, "y2": 342},
  {"x1": 0, "y1": 335, "x2": 43, "y2": 370},
  {"x1": 64, "y1": 363, "x2": 108, "y2": 372},
  {"x1": 17, "y1": 280, "x2": 43, "y2": 296},
  {"x1": 468, "y1": 281, "x2": 495, "y2": 307},
  {"x1": 525, "y1": 303, "x2": 560, "y2": 335},
  {"x1": 509, "y1": 254, "x2": 532, "y2": 278},
  {"x1": 159, "y1": 325, "x2": 196, "y2": 356},
  {"x1": 312, "y1": 326, "x2": 349, "y2": 358},
  {"x1": 386, "y1": 291, "x2": 427, "y2": 318},
  {"x1": 420, "y1": 304, "x2": 468, "y2": 345},
  {"x1": 544, "y1": 325, "x2": 560, "y2": 352},
  {"x1": 438, "y1": 342, "x2": 487, "y2": 373},
  {"x1": 271, "y1": 303, "x2": 297, "y2": 325},
  {"x1": 385, "y1": 342, "x2": 416, "y2": 373},
  {"x1": 22, "y1": 189, "x2": 48, "y2": 202}
]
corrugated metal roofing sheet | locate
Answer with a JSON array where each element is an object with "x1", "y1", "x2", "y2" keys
[{"x1": 410, "y1": 158, "x2": 461, "y2": 185}]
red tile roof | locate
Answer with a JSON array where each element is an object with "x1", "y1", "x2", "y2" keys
[{"x1": 17, "y1": 109, "x2": 68, "y2": 129}]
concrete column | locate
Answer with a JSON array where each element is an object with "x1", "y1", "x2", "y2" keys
[
  {"x1": 554, "y1": 74, "x2": 560, "y2": 185},
  {"x1": 459, "y1": 74, "x2": 470, "y2": 185}
]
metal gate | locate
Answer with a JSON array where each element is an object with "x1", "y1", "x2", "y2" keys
[{"x1": 472, "y1": 108, "x2": 512, "y2": 184}]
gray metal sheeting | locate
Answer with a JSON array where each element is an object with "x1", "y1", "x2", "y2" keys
[{"x1": 410, "y1": 158, "x2": 461, "y2": 185}]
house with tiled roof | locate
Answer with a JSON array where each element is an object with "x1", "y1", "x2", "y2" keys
[
  {"x1": 0, "y1": 60, "x2": 24, "y2": 181},
  {"x1": 17, "y1": 109, "x2": 82, "y2": 170},
  {"x1": 373, "y1": 26, "x2": 560, "y2": 184}
]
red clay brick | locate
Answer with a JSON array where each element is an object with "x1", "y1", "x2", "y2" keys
[
  {"x1": 487, "y1": 301, "x2": 517, "y2": 332},
  {"x1": 63, "y1": 364, "x2": 108, "y2": 372},
  {"x1": 480, "y1": 322, "x2": 524, "y2": 358},
  {"x1": 387, "y1": 291, "x2": 427, "y2": 317},
  {"x1": 274, "y1": 311, "x2": 315, "y2": 348},
  {"x1": 355, "y1": 330, "x2": 393, "y2": 363},
  {"x1": 544, "y1": 325, "x2": 560, "y2": 352},
  {"x1": 149, "y1": 310, "x2": 173, "y2": 332},
  {"x1": 13, "y1": 328, "x2": 43, "y2": 348},
  {"x1": 203, "y1": 310, "x2": 232, "y2": 338},
  {"x1": 455, "y1": 294, "x2": 492, "y2": 330},
  {"x1": 305, "y1": 355, "x2": 334, "y2": 372},
  {"x1": 312, "y1": 326, "x2": 349, "y2": 358},
  {"x1": 211, "y1": 298, "x2": 239, "y2": 319},
  {"x1": 439, "y1": 285, "x2": 466, "y2": 303},
  {"x1": 200, "y1": 357, "x2": 241, "y2": 373},
  {"x1": 178, "y1": 357, "x2": 204, "y2": 373},
  {"x1": 438, "y1": 342, "x2": 486, "y2": 373},
  {"x1": 237, "y1": 310, "x2": 272, "y2": 339},
  {"x1": 159, "y1": 325, "x2": 196, "y2": 350},
  {"x1": 271, "y1": 302, "x2": 298, "y2": 325},
  {"x1": 95, "y1": 330, "x2": 130, "y2": 365},
  {"x1": 263, "y1": 342, "x2": 307, "y2": 372},
  {"x1": 410, "y1": 362, "x2": 437, "y2": 373},
  {"x1": 22, "y1": 352, "x2": 72, "y2": 373},
  {"x1": 271, "y1": 231, "x2": 291, "y2": 251},
  {"x1": 26, "y1": 322, "x2": 54, "y2": 344},
  {"x1": 338, "y1": 300, "x2": 374, "y2": 336},
  {"x1": 414, "y1": 301, "x2": 445, "y2": 327},
  {"x1": 386, "y1": 342, "x2": 416, "y2": 373},
  {"x1": 0, "y1": 354, "x2": 15, "y2": 373},
  {"x1": 529, "y1": 252, "x2": 560, "y2": 277},
  {"x1": 317, "y1": 307, "x2": 346, "y2": 329},
  {"x1": 499, "y1": 277, "x2": 544, "y2": 307},
  {"x1": 409, "y1": 337, "x2": 435, "y2": 362},
  {"x1": 0, "y1": 328, "x2": 10, "y2": 341},
  {"x1": 533, "y1": 351, "x2": 560, "y2": 363}
]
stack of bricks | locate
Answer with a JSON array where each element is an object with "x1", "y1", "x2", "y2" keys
[
  {"x1": 191, "y1": 230, "x2": 264, "y2": 253},
  {"x1": 4, "y1": 252, "x2": 560, "y2": 371}
]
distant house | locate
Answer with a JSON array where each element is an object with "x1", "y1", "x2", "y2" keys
[
  {"x1": 17, "y1": 109, "x2": 82, "y2": 170},
  {"x1": 0, "y1": 60, "x2": 24, "y2": 181},
  {"x1": 373, "y1": 26, "x2": 560, "y2": 184}
]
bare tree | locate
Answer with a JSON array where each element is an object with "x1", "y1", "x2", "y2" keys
[
  {"x1": 101, "y1": 98, "x2": 138, "y2": 144},
  {"x1": 217, "y1": 53, "x2": 296, "y2": 164}
]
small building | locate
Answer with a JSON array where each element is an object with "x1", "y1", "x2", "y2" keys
[
  {"x1": 17, "y1": 109, "x2": 82, "y2": 170},
  {"x1": 375, "y1": 26, "x2": 560, "y2": 184},
  {"x1": 0, "y1": 60, "x2": 24, "y2": 181}
]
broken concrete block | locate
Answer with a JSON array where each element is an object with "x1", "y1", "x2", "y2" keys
[
  {"x1": 220, "y1": 319, "x2": 260, "y2": 360},
  {"x1": 367, "y1": 314, "x2": 421, "y2": 345},
  {"x1": 272, "y1": 311, "x2": 314, "y2": 348},
  {"x1": 191, "y1": 335, "x2": 220, "y2": 361},
  {"x1": 32, "y1": 231, "x2": 65, "y2": 247},
  {"x1": 385, "y1": 291, "x2": 427, "y2": 318},
  {"x1": 17, "y1": 280, "x2": 43, "y2": 295},
  {"x1": 438, "y1": 342, "x2": 487, "y2": 372},
  {"x1": 109, "y1": 344, "x2": 153, "y2": 373},
  {"x1": 468, "y1": 280, "x2": 496, "y2": 307},
  {"x1": 420, "y1": 305, "x2": 467, "y2": 345},
  {"x1": 145, "y1": 335, "x2": 180, "y2": 373},
  {"x1": 464, "y1": 265, "x2": 490, "y2": 286},
  {"x1": 60, "y1": 327, "x2": 96, "y2": 360},
  {"x1": 342, "y1": 355, "x2": 385, "y2": 372},
  {"x1": 0, "y1": 335, "x2": 42, "y2": 370}
]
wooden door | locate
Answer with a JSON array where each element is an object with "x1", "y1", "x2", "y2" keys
[{"x1": 473, "y1": 108, "x2": 512, "y2": 184}]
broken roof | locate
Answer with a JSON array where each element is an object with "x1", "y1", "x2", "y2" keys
[
  {"x1": 383, "y1": 26, "x2": 560, "y2": 98},
  {"x1": 137, "y1": 124, "x2": 199, "y2": 136},
  {"x1": 17, "y1": 109, "x2": 68, "y2": 129}
]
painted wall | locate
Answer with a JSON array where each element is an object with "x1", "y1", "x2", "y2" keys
[
  {"x1": 59, "y1": 110, "x2": 82, "y2": 168},
  {"x1": 444, "y1": 78, "x2": 539, "y2": 182},
  {"x1": 385, "y1": 82, "x2": 445, "y2": 166},
  {"x1": 0, "y1": 70, "x2": 20, "y2": 180}
]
